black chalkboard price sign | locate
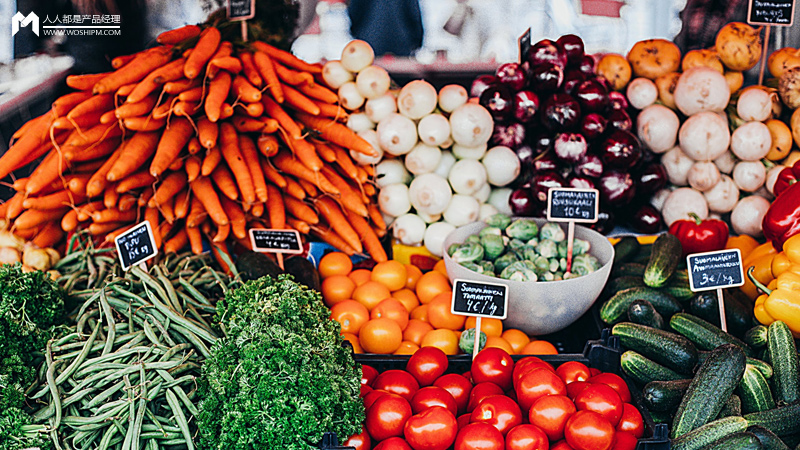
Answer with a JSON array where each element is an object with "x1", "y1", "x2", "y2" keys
[
  {"x1": 228, "y1": 0, "x2": 255, "y2": 20},
  {"x1": 249, "y1": 228, "x2": 303, "y2": 254},
  {"x1": 518, "y1": 28, "x2": 532, "y2": 64},
  {"x1": 546, "y1": 188, "x2": 599, "y2": 223},
  {"x1": 450, "y1": 279, "x2": 508, "y2": 320},
  {"x1": 687, "y1": 249, "x2": 745, "y2": 292},
  {"x1": 114, "y1": 221, "x2": 158, "y2": 271},
  {"x1": 748, "y1": 0, "x2": 795, "y2": 26}
]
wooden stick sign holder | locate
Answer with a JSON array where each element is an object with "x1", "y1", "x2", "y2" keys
[
  {"x1": 546, "y1": 188, "x2": 599, "y2": 275},
  {"x1": 450, "y1": 279, "x2": 508, "y2": 359},
  {"x1": 686, "y1": 249, "x2": 746, "y2": 332},
  {"x1": 228, "y1": 0, "x2": 256, "y2": 40},
  {"x1": 114, "y1": 220, "x2": 159, "y2": 272},
  {"x1": 249, "y1": 228, "x2": 303, "y2": 270},
  {"x1": 747, "y1": 0, "x2": 796, "y2": 85}
]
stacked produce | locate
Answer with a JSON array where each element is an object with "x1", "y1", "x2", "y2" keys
[
  {"x1": 0, "y1": 223, "x2": 61, "y2": 273},
  {"x1": 0, "y1": 21, "x2": 387, "y2": 263}
]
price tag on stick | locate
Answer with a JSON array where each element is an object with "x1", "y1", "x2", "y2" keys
[
  {"x1": 687, "y1": 248, "x2": 745, "y2": 332},
  {"x1": 115, "y1": 221, "x2": 158, "y2": 271},
  {"x1": 747, "y1": 0, "x2": 795, "y2": 84},
  {"x1": 546, "y1": 187, "x2": 599, "y2": 275},
  {"x1": 249, "y1": 228, "x2": 303, "y2": 270},
  {"x1": 451, "y1": 279, "x2": 508, "y2": 359},
  {"x1": 227, "y1": 0, "x2": 255, "y2": 40}
]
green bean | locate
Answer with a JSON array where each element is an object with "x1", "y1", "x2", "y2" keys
[
  {"x1": 153, "y1": 265, "x2": 183, "y2": 314},
  {"x1": 53, "y1": 332, "x2": 81, "y2": 347},
  {"x1": 45, "y1": 341, "x2": 62, "y2": 430},
  {"x1": 170, "y1": 322, "x2": 212, "y2": 358},
  {"x1": 162, "y1": 374, "x2": 195, "y2": 390},
  {"x1": 130, "y1": 364, "x2": 148, "y2": 449},
  {"x1": 141, "y1": 283, "x2": 217, "y2": 343},
  {"x1": 100, "y1": 288, "x2": 116, "y2": 356},
  {"x1": 155, "y1": 370, "x2": 198, "y2": 417},
  {"x1": 177, "y1": 277, "x2": 212, "y2": 307},
  {"x1": 164, "y1": 389, "x2": 194, "y2": 450},
  {"x1": 97, "y1": 421, "x2": 118, "y2": 450},
  {"x1": 121, "y1": 374, "x2": 135, "y2": 450},
  {"x1": 83, "y1": 380, "x2": 125, "y2": 410},
  {"x1": 141, "y1": 423, "x2": 181, "y2": 434},
  {"x1": 92, "y1": 399, "x2": 128, "y2": 417},
  {"x1": 77, "y1": 346, "x2": 155, "y2": 372},
  {"x1": 56, "y1": 320, "x2": 100, "y2": 386},
  {"x1": 76, "y1": 307, "x2": 100, "y2": 335},
  {"x1": 49, "y1": 421, "x2": 62, "y2": 450},
  {"x1": 142, "y1": 319, "x2": 162, "y2": 347},
  {"x1": 61, "y1": 387, "x2": 94, "y2": 409},
  {"x1": 158, "y1": 343, "x2": 192, "y2": 362},
  {"x1": 140, "y1": 431, "x2": 182, "y2": 440},
  {"x1": 147, "y1": 438, "x2": 160, "y2": 450},
  {"x1": 62, "y1": 402, "x2": 127, "y2": 426}
]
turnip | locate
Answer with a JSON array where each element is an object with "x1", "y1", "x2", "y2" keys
[
  {"x1": 703, "y1": 174, "x2": 739, "y2": 213},
  {"x1": 376, "y1": 113, "x2": 418, "y2": 156},
  {"x1": 346, "y1": 113, "x2": 374, "y2": 133},
  {"x1": 714, "y1": 150, "x2": 736, "y2": 174},
  {"x1": 636, "y1": 104, "x2": 680, "y2": 153},
  {"x1": 321, "y1": 60, "x2": 353, "y2": 89},
  {"x1": 687, "y1": 161, "x2": 721, "y2": 192},
  {"x1": 737, "y1": 87, "x2": 772, "y2": 121},
  {"x1": 766, "y1": 164, "x2": 786, "y2": 195},
  {"x1": 479, "y1": 203, "x2": 500, "y2": 220},
  {"x1": 338, "y1": 81, "x2": 365, "y2": 111},
  {"x1": 424, "y1": 221, "x2": 456, "y2": 257},
  {"x1": 472, "y1": 183, "x2": 491, "y2": 203},
  {"x1": 434, "y1": 151, "x2": 456, "y2": 178},
  {"x1": 397, "y1": 80, "x2": 438, "y2": 119},
  {"x1": 442, "y1": 194, "x2": 481, "y2": 227},
  {"x1": 730, "y1": 121, "x2": 771, "y2": 161},
  {"x1": 355, "y1": 65, "x2": 391, "y2": 99},
  {"x1": 375, "y1": 159, "x2": 410, "y2": 187},
  {"x1": 488, "y1": 188, "x2": 513, "y2": 215},
  {"x1": 409, "y1": 173, "x2": 452, "y2": 215},
  {"x1": 452, "y1": 143, "x2": 488, "y2": 160},
  {"x1": 404, "y1": 143, "x2": 442, "y2": 175},
  {"x1": 662, "y1": 146, "x2": 695, "y2": 186},
  {"x1": 661, "y1": 187, "x2": 709, "y2": 226},
  {"x1": 673, "y1": 66, "x2": 731, "y2": 116},
  {"x1": 417, "y1": 114, "x2": 451, "y2": 147},
  {"x1": 482, "y1": 145, "x2": 521, "y2": 187},
  {"x1": 341, "y1": 39, "x2": 374, "y2": 73},
  {"x1": 732, "y1": 161, "x2": 766, "y2": 192},
  {"x1": 392, "y1": 213, "x2": 426, "y2": 245},
  {"x1": 438, "y1": 84, "x2": 468, "y2": 113},
  {"x1": 678, "y1": 111, "x2": 730, "y2": 161},
  {"x1": 352, "y1": 129, "x2": 383, "y2": 165},
  {"x1": 626, "y1": 77, "x2": 658, "y2": 109},
  {"x1": 448, "y1": 159, "x2": 487, "y2": 195},
  {"x1": 449, "y1": 103, "x2": 494, "y2": 147},
  {"x1": 730, "y1": 195, "x2": 770, "y2": 237},
  {"x1": 365, "y1": 93, "x2": 397, "y2": 123},
  {"x1": 378, "y1": 183, "x2": 412, "y2": 217}
]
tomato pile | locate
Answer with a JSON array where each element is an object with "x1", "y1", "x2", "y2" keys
[{"x1": 347, "y1": 347, "x2": 645, "y2": 450}]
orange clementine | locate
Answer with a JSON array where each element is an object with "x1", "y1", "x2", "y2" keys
[
  {"x1": 392, "y1": 288, "x2": 420, "y2": 312},
  {"x1": 410, "y1": 304, "x2": 429, "y2": 322},
  {"x1": 427, "y1": 291, "x2": 464, "y2": 330},
  {"x1": 522, "y1": 340, "x2": 559, "y2": 355},
  {"x1": 405, "y1": 264, "x2": 423, "y2": 290},
  {"x1": 319, "y1": 252, "x2": 352, "y2": 278},
  {"x1": 484, "y1": 336, "x2": 514, "y2": 354},
  {"x1": 404, "y1": 319, "x2": 434, "y2": 345},
  {"x1": 348, "y1": 269, "x2": 372, "y2": 287},
  {"x1": 465, "y1": 317, "x2": 503, "y2": 337},
  {"x1": 321, "y1": 275, "x2": 356, "y2": 307},
  {"x1": 352, "y1": 280, "x2": 392, "y2": 311},
  {"x1": 502, "y1": 329, "x2": 531, "y2": 354},
  {"x1": 371, "y1": 298, "x2": 410, "y2": 330},
  {"x1": 415, "y1": 271, "x2": 451, "y2": 304},
  {"x1": 421, "y1": 329, "x2": 459, "y2": 355},
  {"x1": 394, "y1": 341, "x2": 420, "y2": 355},
  {"x1": 342, "y1": 332, "x2": 363, "y2": 353},
  {"x1": 371, "y1": 260, "x2": 408, "y2": 291},
  {"x1": 360, "y1": 318, "x2": 403, "y2": 354},
  {"x1": 433, "y1": 259, "x2": 448, "y2": 276},
  {"x1": 330, "y1": 300, "x2": 369, "y2": 335}
]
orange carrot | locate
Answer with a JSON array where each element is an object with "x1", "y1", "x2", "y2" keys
[
  {"x1": 52, "y1": 91, "x2": 94, "y2": 117},
  {"x1": 272, "y1": 150, "x2": 337, "y2": 194},
  {"x1": 92, "y1": 208, "x2": 138, "y2": 223},
  {"x1": 242, "y1": 101, "x2": 264, "y2": 117},
  {"x1": 274, "y1": 62, "x2": 314, "y2": 86},
  {"x1": 311, "y1": 225, "x2": 357, "y2": 255},
  {"x1": 201, "y1": 145, "x2": 222, "y2": 176},
  {"x1": 232, "y1": 75, "x2": 262, "y2": 103},
  {"x1": 238, "y1": 134, "x2": 268, "y2": 203},
  {"x1": 127, "y1": 57, "x2": 186, "y2": 103},
  {"x1": 219, "y1": 122, "x2": 256, "y2": 204},
  {"x1": 65, "y1": 138, "x2": 121, "y2": 163},
  {"x1": 144, "y1": 206, "x2": 162, "y2": 249},
  {"x1": 363, "y1": 183, "x2": 375, "y2": 196},
  {"x1": 313, "y1": 141, "x2": 337, "y2": 163},
  {"x1": 65, "y1": 174, "x2": 91, "y2": 195},
  {"x1": 111, "y1": 54, "x2": 137, "y2": 69},
  {"x1": 260, "y1": 158, "x2": 286, "y2": 187},
  {"x1": 282, "y1": 84, "x2": 321, "y2": 115},
  {"x1": 253, "y1": 51, "x2": 283, "y2": 103},
  {"x1": 0, "y1": 116, "x2": 54, "y2": 180},
  {"x1": 183, "y1": 26, "x2": 221, "y2": 79},
  {"x1": 157, "y1": 24, "x2": 201, "y2": 44},
  {"x1": 25, "y1": 151, "x2": 69, "y2": 195},
  {"x1": 66, "y1": 72, "x2": 110, "y2": 91},
  {"x1": 103, "y1": 224, "x2": 136, "y2": 244},
  {"x1": 285, "y1": 137, "x2": 324, "y2": 172},
  {"x1": 14, "y1": 207, "x2": 69, "y2": 230},
  {"x1": 116, "y1": 171, "x2": 156, "y2": 193},
  {"x1": 186, "y1": 196, "x2": 206, "y2": 227},
  {"x1": 163, "y1": 78, "x2": 200, "y2": 94},
  {"x1": 251, "y1": 41, "x2": 322, "y2": 73},
  {"x1": 313, "y1": 101, "x2": 348, "y2": 119},
  {"x1": 321, "y1": 166, "x2": 368, "y2": 216},
  {"x1": 296, "y1": 112, "x2": 376, "y2": 156},
  {"x1": 283, "y1": 196, "x2": 319, "y2": 225},
  {"x1": 94, "y1": 46, "x2": 173, "y2": 94},
  {"x1": 99, "y1": 110, "x2": 116, "y2": 124},
  {"x1": 265, "y1": 184, "x2": 286, "y2": 229},
  {"x1": 159, "y1": 196, "x2": 176, "y2": 224},
  {"x1": 65, "y1": 122, "x2": 122, "y2": 147},
  {"x1": 164, "y1": 228, "x2": 188, "y2": 253},
  {"x1": 77, "y1": 200, "x2": 105, "y2": 221},
  {"x1": 150, "y1": 117, "x2": 193, "y2": 177},
  {"x1": 116, "y1": 83, "x2": 137, "y2": 97},
  {"x1": 138, "y1": 187, "x2": 155, "y2": 207},
  {"x1": 230, "y1": 115, "x2": 275, "y2": 133},
  {"x1": 116, "y1": 93, "x2": 160, "y2": 119},
  {"x1": 204, "y1": 71, "x2": 231, "y2": 123},
  {"x1": 3, "y1": 193, "x2": 25, "y2": 220},
  {"x1": 187, "y1": 137, "x2": 202, "y2": 155},
  {"x1": 345, "y1": 208, "x2": 387, "y2": 262},
  {"x1": 178, "y1": 87, "x2": 204, "y2": 103},
  {"x1": 186, "y1": 224, "x2": 203, "y2": 254},
  {"x1": 11, "y1": 178, "x2": 27, "y2": 191},
  {"x1": 368, "y1": 203, "x2": 386, "y2": 231},
  {"x1": 260, "y1": 97, "x2": 300, "y2": 139},
  {"x1": 287, "y1": 217, "x2": 310, "y2": 234},
  {"x1": 61, "y1": 208, "x2": 79, "y2": 232},
  {"x1": 210, "y1": 165, "x2": 239, "y2": 200},
  {"x1": 168, "y1": 159, "x2": 184, "y2": 172},
  {"x1": 107, "y1": 131, "x2": 160, "y2": 182},
  {"x1": 197, "y1": 117, "x2": 218, "y2": 149},
  {"x1": 238, "y1": 51, "x2": 262, "y2": 87},
  {"x1": 185, "y1": 156, "x2": 201, "y2": 182},
  {"x1": 123, "y1": 117, "x2": 166, "y2": 131},
  {"x1": 52, "y1": 111, "x2": 106, "y2": 130},
  {"x1": 104, "y1": 186, "x2": 119, "y2": 209},
  {"x1": 210, "y1": 56, "x2": 242, "y2": 75},
  {"x1": 86, "y1": 147, "x2": 124, "y2": 197},
  {"x1": 219, "y1": 103, "x2": 235, "y2": 120},
  {"x1": 298, "y1": 82, "x2": 339, "y2": 104},
  {"x1": 284, "y1": 178, "x2": 306, "y2": 200},
  {"x1": 31, "y1": 221, "x2": 64, "y2": 248},
  {"x1": 250, "y1": 202, "x2": 264, "y2": 217},
  {"x1": 190, "y1": 177, "x2": 229, "y2": 225},
  {"x1": 23, "y1": 190, "x2": 86, "y2": 210},
  {"x1": 314, "y1": 196, "x2": 362, "y2": 252},
  {"x1": 298, "y1": 179, "x2": 318, "y2": 197},
  {"x1": 158, "y1": 220, "x2": 174, "y2": 245},
  {"x1": 218, "y1": 195, "x2": 247, "y2": 239},
  {"x1": 118, "y1": 194, "x2": 138, "y2": 212},
  {"x1": 150, "y1": 170, "x2": 188, "y2": 207},
  {"x1": 70, "y1": 159, "x2": 105, "y2": 175},
  {"x1": 174, "y1": 189, "x2": 190, "y2": 219}
]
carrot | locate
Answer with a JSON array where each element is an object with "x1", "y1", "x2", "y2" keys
[
  {"x1": 201, "y1": 145, "x2": 222, "y2": 176},
  {"x1": 251, "y1": 41, "x2": 322, "y2": 74},
  {"x1": 209, "y1": 240, "x2": 234, "y2": 275},
  {"x1": 314, "y1": 141, "x2": 337, "y2": 163},
  {"x1": 52, "y1": 91, "x2": 94, "y2": 117},
  {"x1": 88, "y1": 221, "x2": 125, "y2": 237},
  {"x1": 150, "y1": 117, "x2": 193, "y2": 177},
  {"x1": 197, "y1": 117, "x2": 219, "y2": 149},
  {"x1": 184, "y1": 27, "x2": 221, "y2": 79},
  {"x1": 287, "y1": 217, "x2": 310, "y2": 234},
  {"x1": 368, "y1": 203, "x2": 386, "y2": 230},
  {"x1": 274, "y1": 62, "x2": 314, "y2": 86},
  {"x1": 107, "y1": 131, "x2": 160, "y2": 181},
  {"x1": 13, "y1": 227, "x2": 38, "y2": 240},
  {"x1": 138, "y1": 187, "x2": 155, "y2": 207},
  {"x1": 150, "y1": 170, "x2": 188, "y2": 207},
  {"x1": 204, "y1": 71, "x2": 231, "y2": 123},
  {"x1": 296, "y1": 112, "x2": 376, "y2": 156},
  {"x1": 314, "y1": 196, "x2": 362, "y2": 252},
  {"x1": 347, "y1": 208, "x2": 387, "y2": 262},
  {"x1": 70, "y1": 159, "x2": 105, "y2": 175},
  {"x1": 219, "y1": 122, "x2": 256, "y2": 204},
  {"x1": 64, "y1": 137, "x2": 121, "y2": 162},
  {"x1": 219, "y1": 103, "x2": 235, "y2": 120},
  {"x1": 86, "y1": 147, "x2": 124, "y2": 197},
  {"x1": 11, "y1": 115, "x2": 43, "y2": 141},
  {"x1": 186, "y1": 224, "x2": 203, "y2": 254},
  {"x1": 118, "y1": 83, "x2": 140, "y2": 97},
  {"x1": 312, "y1": 225, "x2": 357, "y2": 255},
  {"x1": 232, "y1": 75, "x2": 262, "y2": 103},
  {"x1": 144, "y1": 206, "x2": 162, "y2": 249},
  {"x1": 178, "y1": 87, "x2": 204, "y2": 103},
  {"x1": 111, "y1": 54, "x2": 136, "y2": 69},
  {"x1": 173, "y1": 101, "x2": 201, "y2": 118},
  {"x1": 283, "y1": 196, "x2": 319, "y2": 225},
  {"x1": 158, "y1": 220, "x2": 174, "y2": 245},
  {"x1": 257, "y1": 185, "x2": 283, "y2": 230},
  {"x1": 94, "y1": 46, "x2": 173, "y2": 94},
  {"x1": 190, "y1": 177, "x2": 228, "y2": 225},
  {"x1": 363, "y1": 183, "x2": 375, "y2": 197},
  {"x1": 0, "y1": 116, "x2": 54, "y2": 180},
  {"x1": 282, "y1": 84, "x2": 321, "y2": 115},
  {"x1": 218, "y1": 195, "x2": 246, "y2": 239},
  {"x1": 118, "y1": 194, "x2": 138, "y2": 212},
  {"x1": 258, "y1": 159, "x2": 285, "y2": 189},
  {"x1": 208, "y1": 41, "x2": 233, "y2": 64},
  {"x1": 321, "y1": 166, "x2": 368, "y2": 216},
  {"x1": 163, "y1": 78, "x2": 200, "y2": 94},
  {"x1": 23, "y1": 190, "x2": 86, "y2": 210},
  {"x1": 210, "y1": 56, "x2": 242, "y2": 74},
  {"x1": 286, "y1": 137, "x2": 325, "y2": 172},
  {"x1": 242, "y1": 101, "x2": 264, "y2": 117},
  {"x1": 123, "y1": 117, "x2": 166, "y2": 131},
  {"x1": 157, "y1": 24, "x2": 201, "y2": 45},
  {"x1": 284, "y1": 178, "x2": 306, "y2": 200},
  {"x1": 185, "y1": 156, "x2": 201, "y2": 182},
  {"x1": 298, "y1": 179, "x2": 318, "y2": 197},
  {"x1": 162, "y1": 227, "x2": 188, "y2": 253},
  {"x1": 186, "y1": 196, "x2": 206, "y2": 227},
  {"x1": 115, "y1": 171, "x2": 156, "y2": 193},
  {"x1": 92, "y1": 208, "x2": 137, "y2": 223},
  {"x1": 314, "y1": 101, "x2": 348, "y2": 119},
  {"x1": 159, "y1": 196, "x2": 176, "y2": 224},
  {"x1": 61, "y1": 208, "x2": 79, "y2": 232},
  {"x1": 168, "y1": 159, "x2": 183, "y2": 173},
  {"x1": 32, "y1": 221, "x2": 64, "y2": 248},
  {"x1": 3, "y1": 193, "x2": 25, "y2": 220},
  {"x1": 65, "y1": 72, "x2": 111, "y2": 91},
  {"x1": 99, "y1": 110, "x2": 117, "y2": 124},
  {"x1": 238, "y1": 51, "x2": 262, "y2": 87},
  {"x1": 210, "y1": 165, "x2": 239, "y2": 201},
  {"x1": 52, "y1": 111, "x2": 107, "y2": 130},
  {"x1": 25, "y1": 151, "x2": 69, "y2": 195},
  {"x1": 238, "y1": 134, "x2": 268, "y2": 203},
  {"x1": 187, "y1": 137, "x2": 202, "y2": 156},
  {"x1": 103, "y1": 224, "x2": 136, "y2": 244},
  {"x1": 65, "y1": 122, "x2": 122, "y2": 147},
  {"x1": 77, "y1": 201, "x2": 105, "y2": 221},
  {"x1": 11, "y1": 178, "x2": 28, "y2": 191},
  {"x1": 104, "y1": 186, "x2": 119, "y2": 209},
  {"x1": 298, "y1": 82, "x2": 339, "y2": 104},
  {"x1": 272, "y1": 150, "x2": 337, "y2": 193},
  {"x1": 174, "y1": 189, "x2": 191, "y2": 219},
  {"x1": 127, "y1": 57, "x2": 186, "y2": 103},
  {"x1": 14, "y1": 207, "x2": 69, "y2": 230},
  {"x1": 253, "y1": 51, "x2": 283, "y2": 103}
]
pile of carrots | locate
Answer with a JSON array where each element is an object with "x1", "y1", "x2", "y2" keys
[{"x1": 0, "y1": 23, "x2": 389, "y2": 267}]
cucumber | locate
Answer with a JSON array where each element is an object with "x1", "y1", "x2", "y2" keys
[
  {"x1": 612, "y1": 322, "x2": 698, "y2": 373},
  {"x1": 746, "y1": 357, "x2": 773, "y2": 379},
  {"x1": 606, "y1": 276, "x2": 645, "y2": 294},
  {"x1": 613, "y1": 236, "x2": 641, "y2": 267},
  {"x1": 612, "y1": 262, "x2": 646, "y2": 279},
  {"x1": 670, "y1": 416, "x2": 749, "y2": 450},
  {"x1": 671, "y1": 344, "x2": 747, "y2": 438},
  {"x1": 739, "y1": 364, "x2": 776, "y2": 414},
  {"x1": 627, "y1": 299, "x2": 665, "y2": 329},
  {"x1": 669, "y1": 312, "x2": 754, "y2": 357},
  {"x1": 767, "y1": 321, "x2": 800, "y2": 405},
  {"x1": 660, "y1": 280, "x2": 694, "y2": 302},
  {"x1": 716, "y1": 394, "x2": 741, "y2": 419},
  {"x1": 688, "y1": 292, "x2": 753, "y2": 338},
  {"x1": 600, "y1": 287, "x2": 682, "y2": 325},
  {"x1": 642, "y1": 379, "x2": 691, "y2": 412},
  {"x1": 748, "y1": 425, "x2": 791, "y2": 450},
  {"x1": 744, "y1": 402, "x2": 800, "y2": 437},
  {"x1": 644, "y1": 233, "x2": 682, "y2": 288},
  {"x1": 745, "y1": 325, "x2": 769, "y2": 350},
  {"x1": 620, "y1": 350, "x2": 684, "y2": 385},
  {"x1": 699, "y1": 432, "x2": 763, "y2": 450}
]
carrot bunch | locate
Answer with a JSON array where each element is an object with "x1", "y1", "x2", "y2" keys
[{"x1": 0, "y1": 23, "x2": 388, "y2": 264}]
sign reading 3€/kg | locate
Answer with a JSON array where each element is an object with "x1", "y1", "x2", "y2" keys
[
  {"x1": 546, "y1": 188, "x2": 599, "y2": 223},
  {"x1": 451, "y1": 279, "x2": 508, "y2": 320},
  {"x1": 687, "y1": 249, "x2": 745, "y2": 292}
]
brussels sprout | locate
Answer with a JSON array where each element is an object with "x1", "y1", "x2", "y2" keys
[
  {"x1": 559, "y1": 257, "x2": 567, "y2": 271},
  {"x1": 541, "y1": 272, "x2": 555, "y2": 281},
  {"x1": 485, "y1": 213, "x2": 512, "y2": 229},
  {"x1": 483, "y1": 271, "x2": 496, "y2": 277},
  {"x1": 466, "y1": 235, "x2": 481, "y2": 244},
  {"x1": 571, "y1": 254, "x2": 601, "y2": 276},
  {"x1": 508, "y1": 238, "x2": 526, "y2": 251},
  {"x1": 500, "y1": 261, "x2": 538, "y2": 282},
  {"x1": 460, "y1": 261, "x2": 484, "y2": 274},
  {"x1": 526, "y1": 237, "x2": 539, "y2": 247},
  {"x1": 479, "y1": 226, "x2": 503, "y2": 237},
  {"x1": 549, "y1": 258, "x2": 560, "y2": 273},
  {"x1": 479, "y1": 260, "x2": 495, "y2": 273},
  {"x1": 459, "y1": 328, "x2": 487, "y2": 354},
  {"x1": 539, "y1": 222, "x2": 566, "y2": 242},
  {"x1": 447, "y1": 243, "x2": 460, "y2": 257},
  {"x1": 481, "y1": 233, "x2": 506, "y2": 261},
  {"x1": 521, "y1": 245, "x2": 537, "y2": 262},
  {"x1": 506, "y1": 218, "x2": 539, "y2": 241},
  {"x1": 494, "y1": 253, "x2": 519, "y2": 273},
  {"x1": 553, "y1": 271, "x2": 564, "y2": 281},
  {"x1": 451, "y1": 242, "x2": 484, "y2": 263},
  {"x1": 557, "y1": 238, "x2": 591, "y2": 257},
  {"x1": 533, "y1": 256, "x2": 550, "y2": 274},
  {"x1": 521, "y1": 260, "x2": 538, "y2": 272},
  {"x1": 536, "y1": 239, "x2": 558, "y2": 258}
]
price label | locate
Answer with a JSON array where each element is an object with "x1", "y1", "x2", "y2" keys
[
  {"x1": 687, "y1": 249, "x2": 745, "y2": 292},
  {"x1": 249, "y1": 228, "x2": 303, "y2": 254},
  {"x1": 115, "y1": 221, "x2": 158, "y2": 271},
  {"x1": 451, "y1": 279, "x2": 508, "y2": 320},
  {"x1": 518, "y1": 28, "x2": 532, "y2": 64},
  {"x1": 228, "y1": 0, "x2": 255, "y2": 20},
  {"x1": 748, "y1": 0, "x2": 795, "y2": 25},
  {"x1": 546, "y1": 188, "x2": 599, "y2": 223}
]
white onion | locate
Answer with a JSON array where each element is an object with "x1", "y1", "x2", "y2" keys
[
  {"x1": 678, "y1": 111, "x2": 730, "y2": 161},
  {"x1": 730, "y1": 121, "x2": 772, "y2": 161},
  {"x1": 703, "y1": 175, "x2": 739, "y2": 213},
  {"x1": 434, "y1": 151, "x2": 456, "y2": 178},
  {"x1": 408, "y1": 173, "x2": 452, "y2": 215},
  {"x1": 731, "y1": 195, "x2": 770, "y2": 237},
  {"x1": 626, "y1": 77, "x2": 658, "y2": 109},
  {"x1": 714, "y1": 150, "x2": 736, "y2": 174},
  {"x1": 472, "y1": 183, "x2": 491, "y2": 203},
  {"x1": 424, "y1": 221, "x2": 456, "y2": 257},
  {"x1": 392, "y1": 213, "x2": 426, "y2": 245},
  {"x1": 650, "y1": 188, "x2": 673, "y2": 212},
  {"x1": 404, "y1": 143, "x2": 442, "y2": 175},
  {"x1": 448, "y1": 159, "x2": 487, "y2": 195},
  {"x1": 397, "y1": 80, "x2": 438, "y2": 119},
  {"x1": 737, "y1": 87, "x2": 772, "y2": 122},
  {"x1": 417, "y1": 211, "x2": 441, "y2": 223},
  {"x1": 482, "y1": 146, "x2": 521, "y2": 187},
  {"x1": 417, "y1": 114, "x2": 451, "y2": 147},
  {"x1": 449, "y1": 103, "x2": 493, "y2": 147},
  {"x1": 340, "y1": 40, "x2": 374, "y2": 73},
  {"x1": 376, "y1": 113, "x2": 418, "y2": 156},
  {"x1": 378, "y1": 183, "x2": 411, "y2": 217},
  {"x1": 661, "y1": 187, "x2": 709, "y2": 226},
  {"x1": 732, "y1": 161, "x2": 767, "y2": 192},
  {"x1": 636, "y1": 104, "x2": 680, "y2": 153},
  {"x1": 488, "y1": 188, "x2": 512, "y2": 215},
  {"x1": 355, "y1": 65, "x2": 391, "y2": 100},
  {"x1": 687, "y1": 161, "x2": 721, "y2": 192},
  {"x1": 338, "y1": 81, "x2": 365, "y2": 111},
  {"x1": 443, "y1": 194, "x2": 481, "y2": 227},
  {"x1": 375, "y1": 159, "x2": 410, "y2": 188},
  {"x1": 365, "y1": 93, "x2": 398, "y2": 123},
  {"x1": 346, "y1": 112, "x2": 375, "y2": 133},
  {"x1": 321, "y1": 60, "x2": 353, "y2": 89},
  {"x1": 439, "y1": 84, "x2": 469, "y2": 113},
  {"x1": 452, "y1": 143, "x2": 488, "y2": 160},
  {"x1": 673, "y1": 66, "x2": 731, "y2": 116},
  {"x1": 662, "y1": 146, "x2": 696, "y2": 186},
  {"x1": 352, "y1": 129, "x2": 383, "y2": 165},
  {"x1": 766, "y1": 164, "x2": 786, "y2": 195},
  {"x1": 479, "y1": 203, "x2": 500, "y2": 220},
  {"x1": 440, "y1": 136, "x2": 454, "y2": 149}
]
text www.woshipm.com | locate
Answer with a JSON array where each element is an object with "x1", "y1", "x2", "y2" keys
[{"x1": 42, "y1": 28, "x2": 121, "y2": 36}]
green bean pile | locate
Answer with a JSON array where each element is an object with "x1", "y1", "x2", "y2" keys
[{"x1": 29, "y1": 237, "x2": 238, "y2": 450}]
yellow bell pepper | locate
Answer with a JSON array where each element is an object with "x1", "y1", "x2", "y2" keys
[
  {"x1": 741, "y1": 248, "x2": 778, "y2": 299},
  {"x1": 726, "y1": 234, "x2": 760, "y2": 260},
  {"x1": 754, "y1": 294, "x2": 775, "y2": 325},
  {"x1": 772, "y1": 253, "x2": 792, "y2": 278},
  {"x1": 783, "y1": 233, "x2": 800, "y2": 264},
  {"x1": 748, "y1": 267, "x2": 800, "y2": 334}
]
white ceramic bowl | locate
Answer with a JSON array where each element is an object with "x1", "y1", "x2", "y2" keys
[{"x1": 442, "y1": 218, "x2": 614, "y2": 335}]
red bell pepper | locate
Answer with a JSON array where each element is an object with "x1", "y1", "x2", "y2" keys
[
  {"x1": 763, "y1": 180, "x2": 800, "y2": 251},
  {"x1": 668, "y1": 212, "x2": 729, "y2": 257},
  {"x1": 773, "y1": 167, "x2": 797, "y2": 197}
]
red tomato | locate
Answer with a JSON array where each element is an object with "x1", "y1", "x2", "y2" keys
[
  {"x1": 505, "y1": 424, "x2": 549, "y2": 450},
  {"x1": 374, "y1": 437, "x2": 413, "y2": 450},
  {"x1": 588, "y1": 373, "x2": 631, "y2": 403},
  {"x1": 363, "y1": 365, "x2": 379, "y2": 386},
  {"x1": 555, "y1": 362, "x2": 592, "y2": 385},
  {"x1": 344, "y1": 426, "x2": 372, "y2": 450},
  {"x1": 589, "y1": 368, "x2": 601, "y2": 376},
  {"x1": 573, "y1": 384, "x2": 623, "y2": 426},
  {"x1": 528, "y1": 394, "x2": 576, "y2": 441},
  {"x1": 434, "y1": 374, "x2": 473, "y2": 415},
  {"x1": 467, "y1": 382, "x2": 505, "y2": 413},
  {"x1": 469, "y1": 395, "x2": 522, "y2": 436},
  {"x1": 407, "y1": 346, "x2": 449, "y2": 386},
  {"x1": 610, "y1": 431, "x2": 638, "y2": 450},
  {"x1": 462, "y1": 371, "x2": 474, "y2": 383},
  {"x1": 516, "y1": 367, "x2": 567, "y2": 411},
  {"x1": 454, "y1": 422, "x2": 504, "y2": 450},
  {"x1": 513, "y1": 357, "x2": 555, "y2": 388},
  {"x1": 551, "y1": 440, "x2": 575, "y2": 450},
  {"x1": 565, "y1": 381, "x2": 591, "y2": 400},
  {"x1": 458, "y1": 413, "x2": 472, "y2": 430},
  {"x1": 366, "y1": 393, "x2": 413, "y2": 441},
  {"x1": 564, "y1": 410, "x2": 615, "y2": 450},
  {"x1": 472, "y1": 348, "x2": 515, "y2": 391},
  {"x1": 364, "y1": 389, "x2": 390, "y2": 410},
  {"x1": 373, "y1": 370, "x2": 421, "y2": 402},
  {"x1": 616, "y1": 403, "x2": 644, "y2": 438},
  {"x1": 404, "y1": 406, "x2": 458, "y2": 450},
  {"x1": 411, "y1": 386, "x2": 458, "y2": 416},
  {"x1": 361, "y1": 384, "x2": 374, "y2": 398}
]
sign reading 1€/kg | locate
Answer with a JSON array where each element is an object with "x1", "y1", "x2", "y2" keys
[
  {"x1": 114, "y1": 221, "x2": 158, "y2": 271},
  {"x1": 748, "y1": 0, "x2": 795, "y2": 26},
  {"x1": 249, "y1": 228, "x2": 303, "y2": 254},
  {"x1": 450, "y1": 279, "x2": 508, "y2": 320},
  {"x1": 687, "y1": 248, "x2": 745, "y2": 292},
  {"x1": 546, "y1": 188, "x2": 599, "y2": 223},
  {"x1": 228, "y1": 0, "x2": 256, "y2": 20}
]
